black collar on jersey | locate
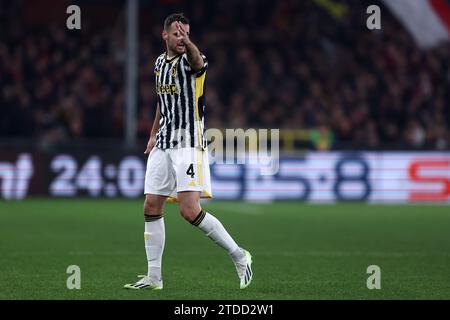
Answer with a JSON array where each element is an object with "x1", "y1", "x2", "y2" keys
[{"x1": 165, "y1": 52, "x2": 182, "y2": 63}]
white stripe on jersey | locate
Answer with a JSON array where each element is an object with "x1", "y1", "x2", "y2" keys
[
  {"x1": 162, "y1": 58, "x2": 172, "y2": 149},
  {"x1": 190, "y1": 75, "x2": 198, "y2": 148}
]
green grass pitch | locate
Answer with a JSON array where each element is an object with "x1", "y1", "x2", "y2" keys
[{"x1": 1, "y1": 199, "x2": 450, "y2": 299}]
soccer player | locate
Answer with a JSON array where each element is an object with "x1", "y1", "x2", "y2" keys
[{"x1": 124, "y1": 13, "x2": 253, "y2": 290}]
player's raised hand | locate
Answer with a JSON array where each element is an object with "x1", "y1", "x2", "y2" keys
[
  {"x1": 176, "y1": 21, "x2": 190, "y2": 45},
  {"x1": 144, "y1": 135, "x2": 156, "y2": 154}
]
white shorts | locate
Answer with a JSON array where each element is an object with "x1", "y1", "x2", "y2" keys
[{"x1": 144, "y1": 147, "x2": 212, "y2": 200}]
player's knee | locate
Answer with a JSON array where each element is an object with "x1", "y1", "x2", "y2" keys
[
  {"x1": 143, "y1": 198, "x2": 163, "y2": 216},
  {"x1": 179, "y1": 204, "x2": 200, "y2": 222}
]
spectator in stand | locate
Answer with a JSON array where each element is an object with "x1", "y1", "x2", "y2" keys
[{"x1": 0, "y1": 0, "x2": 448, "y2": 150}]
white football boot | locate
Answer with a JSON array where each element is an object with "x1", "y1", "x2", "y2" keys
[
  {"x1": 233, "y1": 249, "x2": 253, "y2": 289},
  {"x1": 123, "y1": 275, "x2": 163, "y2": 290}
]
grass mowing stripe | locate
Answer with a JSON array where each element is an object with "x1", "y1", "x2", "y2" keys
[{"x1": 0, "y1": 199, "x2": 449, "y2": 299}]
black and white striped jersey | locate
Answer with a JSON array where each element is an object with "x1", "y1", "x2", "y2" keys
[{"x1": 154, "y1": 52, "x2": 208, "y2": 150}]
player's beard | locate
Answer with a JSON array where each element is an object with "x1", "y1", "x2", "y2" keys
[{"x1": 174, "y1": 42, "x2": 185, "y2": 54}]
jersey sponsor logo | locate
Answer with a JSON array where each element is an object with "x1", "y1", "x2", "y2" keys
[{"x1": 156, "y1": 83, "x2": 179, "y2": 95}]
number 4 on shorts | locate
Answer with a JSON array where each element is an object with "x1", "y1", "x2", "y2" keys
[{"x1": 186, "y1": 164, "x2": 195, "y2": 178}]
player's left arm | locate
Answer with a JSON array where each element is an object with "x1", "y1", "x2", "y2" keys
[{"x1": 176, "y1": 21, "x2": 204, "y2": 71}]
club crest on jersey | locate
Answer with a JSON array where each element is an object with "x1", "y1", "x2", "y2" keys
[
  {"x1": 155, "y1": 68, "x2": 160, "y2": 77},
  {"x1": 171, "y1": 66, "x2": 177, "y2": 78}
]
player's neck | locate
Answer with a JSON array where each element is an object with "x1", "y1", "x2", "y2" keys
[{"x1": 165, "y1": 47, "x2": 179, "y2": 60}]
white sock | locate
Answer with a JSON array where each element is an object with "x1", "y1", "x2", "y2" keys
[
  {"x1": 144, "y1": 216, "x2": 165, "y2": 280},
  {"x1": 194, "y1": 211, "x2": 245, "y2": 261}
]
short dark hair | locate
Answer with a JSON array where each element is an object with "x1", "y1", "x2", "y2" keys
[{"x1": 164, "y1": 13, "x2": 189, "y2": 31}]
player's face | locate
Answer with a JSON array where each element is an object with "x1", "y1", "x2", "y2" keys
[{"x1": 163, "y1": 22, "x2": 190, "y2": 55}]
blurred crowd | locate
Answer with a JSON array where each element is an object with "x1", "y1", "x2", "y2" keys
[{"x1": 1, "y1": 0, "x2": 449, "y2": 150}]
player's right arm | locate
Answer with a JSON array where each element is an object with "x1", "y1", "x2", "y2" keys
[{"x1": 144, "y1": 102, "x2": 160, "y2": 154}]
